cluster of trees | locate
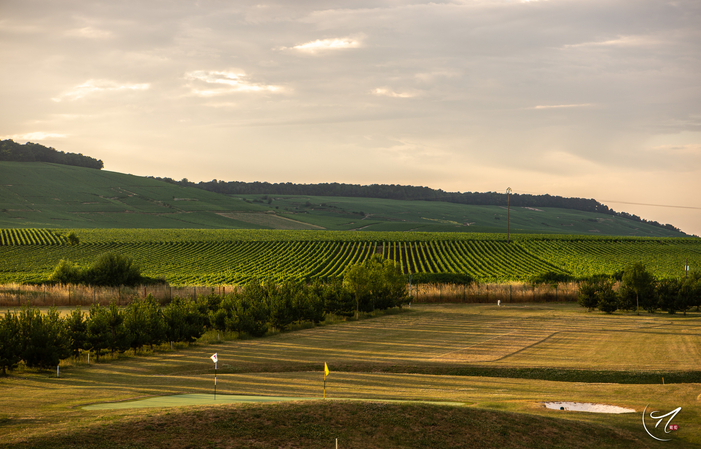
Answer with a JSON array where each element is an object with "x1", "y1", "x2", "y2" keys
[
  {"x1": 0, "y1": 257, "x2": 410, "y2": 374},
  {"x1": 578, "y1": 263, "x2": 701, "y2": 314},
  {"x1": 0, "y1": 140, "x2": 103, "y2": 169},
  {"x1": 48, "y1": 253, "x2": 148, "y2": 287}
]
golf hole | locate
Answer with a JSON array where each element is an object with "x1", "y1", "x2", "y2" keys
[{"x1": 543, "y1": 402, "x2": 635, "y2": 414}]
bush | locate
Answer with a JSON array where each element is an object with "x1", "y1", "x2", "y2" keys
[
  {"x1": 578, "y1": 277, "x2": 615, "y2": 312},
  {"x1": 85, "y1": 253, "x2": 143, "y2": 287},
  {"x1": 48, "y1": 259, "x2": 83, "y2": 285}
]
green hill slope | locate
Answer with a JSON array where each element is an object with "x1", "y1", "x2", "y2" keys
[
  {"x1": 0, "y1": 161, "x2": 688, "y2": 237},
  {"x1": 0, "y1": 162, "x2": 274, "y2": 229}
]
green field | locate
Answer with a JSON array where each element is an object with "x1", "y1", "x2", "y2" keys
[
  {"x1": 0, "y1": 228, "x2": 699, "y2": 285},
  {"x1": 0, "y1": 161, "x2": 688, "y2": 236},
  {"x1": 1, "y1": 303, "x2": 698, "y2": 448}
]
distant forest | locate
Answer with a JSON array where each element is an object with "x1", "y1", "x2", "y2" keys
[
  {"x1": 0, "y1": 140, "x2": 103, "y2": 169},
  {"x1": 153, "y1": 177, "x2": 683, "y2": 233}
]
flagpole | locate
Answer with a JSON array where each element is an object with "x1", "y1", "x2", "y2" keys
[{"x1": 211, "y1": 353, "x2": 219, "y2": 401}]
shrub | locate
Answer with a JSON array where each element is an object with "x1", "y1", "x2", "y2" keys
[
  {"x1": 578, "y1": 277, "x2": 615, "y2": 312},
  {"x1": 84, "y1": 253, "x2": 143, "y2": 287},
  {"x1": 48, "y1": 259, "x2": 83, "y2": 285}
]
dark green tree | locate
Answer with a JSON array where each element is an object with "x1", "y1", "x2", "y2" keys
[
  {"x1": 48, "y1": 259, "x2": 83, "y2": 285},
  {"x1": 578, "y1": 276, "x2": 616, "y2": 312},
  {"x1": 18, "y1": 307, "x2": 71, "y2": 369},
  {"x1": 85, "y1": 253, "x2": 142, "y2": 287},
  {"x1": 323, "y1": 277, "x2": 355, "y2": 318},
  {"x1": 0, "y1": 310, "x2": 21, "y2": 375},
  {"x1": 657, "y1": 278, "x2": 683, "y2": 314},
  {"x1": 620, "y1": 263, "x2": 657, "y2": 314},
  {"x1": 65, "y1": 307, "x2": 88, "y2": 358},
  {"x1": 67, "y1": 232, "x2": 80, "y2": 246},
  {"x1": 123, "y1": 298, "x2": 151, "y2": 353},
  {"x1": 86, "y1": 304, "x2": 111, "y2": 360}
]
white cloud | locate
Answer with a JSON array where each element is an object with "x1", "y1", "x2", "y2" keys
[
  {"x1": 372, "y1": 88, "x2": 416, "y2": 98},
  {"x1": 53, "y1": 80, "x2": 150, "y2": 102},
  {"x1": 290, "y1": 38, "x2": 361, "y2": 53},
  {"x1": 185, "y1": 71, "x2": 282, "y2": 96},
  {"x1": 529, "y1": 104, "x2": 593, "y2": 110},
  {"x1": 1, "y1": 132, "x2": 67, "y2": 141},
  {"x1": 564, "y1": 35, "x2": 660, "y2": 49},
  {"x1": 65, "y1": 26, "x2": 112, "y2": 39}
]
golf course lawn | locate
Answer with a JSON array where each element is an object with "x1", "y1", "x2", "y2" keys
[{"x1": 1, "y1": 303, "x2": 699, "y2": 448}]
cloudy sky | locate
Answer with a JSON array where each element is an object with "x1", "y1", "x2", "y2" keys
[{"x1": 2, "y1": 0, "x2": 700, "y2": 234}]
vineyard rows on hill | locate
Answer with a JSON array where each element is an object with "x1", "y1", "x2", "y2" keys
[{"x1": 0, "y1": 229, "x2": 699, "y2": 285}]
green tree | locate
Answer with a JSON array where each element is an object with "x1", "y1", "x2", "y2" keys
[
  {"x1": 105, "y1": 300, "x2": 132, "y2": 355},
  {"x1": 231, "y1": 288, "x2": 269, "y2": 337},
  {"x1": 620, "y1": 263, "x2": 657, "y2": 314},
  {"x1": 657, "y1": 278, "x2": 683, "y2": 314},
  {"x1": 343, "y1": 255, "x2": 409, "y2": 317},
  {"x1": 680, "y1": 271, "x2": 701, "y2": 313},
  {"x1": 578, "y1": 276, "x2": 616, "y2": 312},
  {"x1": 86, "y1": 304, "x2": 111, "y2": 360},
  {"x1": 67, "y1": 232, "x2": 80, "y2": 246},
  {"x1": 0, "y1": 310, "x2": 21, "y2": 375},
  {"x1": 48, "y1": 259, "x2": 83, "y2": 285},
  {"x1": 323, "y1": 277, "x2": 355, "y2": 318},
  {"x1": 65, "y1": 307, "x2": 88, "y2": 358},
  {"x1": 123, "y1": 298, "x2": 151, "y2": 353},
  {"x1": 85, "y1": 253, "x2": 142, "y2": 287},
  {"x1": 18, "y1": 307, "x2": 71, "y2": 369}
]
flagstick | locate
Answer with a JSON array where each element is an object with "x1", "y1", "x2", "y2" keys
[
  {"x1": 214, "y1": 362, "x2": 217, "y2": 401},
  {"x1": 323, "y1": 374, "x2": 326, "y2": 399}
]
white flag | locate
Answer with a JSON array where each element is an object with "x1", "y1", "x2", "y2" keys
[{"x1": 210, "y1": 353, "x2": 218, "y2": 363}]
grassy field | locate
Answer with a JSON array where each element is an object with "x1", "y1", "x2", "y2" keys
[
  {"x1": 0, "y1": 161, "x2": 689, "y2": 236},
  {"x1": 1, "y1": 303, "x2": 699, "y2": 448}
]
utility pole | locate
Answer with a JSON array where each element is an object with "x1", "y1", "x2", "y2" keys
[{"x1": 506, "y1": 187, "x2": 512, "y2": 244}]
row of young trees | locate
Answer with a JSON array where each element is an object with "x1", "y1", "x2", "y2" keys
[
  {"x1": 578, "y1": 263, "x2": 701, "y2": 314},
  {"x1": 0, "y1": 256, "x2": 410, "y2": 374}
]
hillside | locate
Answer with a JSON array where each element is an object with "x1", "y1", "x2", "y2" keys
[
  {"x1": 0, "y1": 162, "x2": 270, "y2": 229},
  {"x1": 0, "y1": 161, "x2": 689, "y2": 237}
]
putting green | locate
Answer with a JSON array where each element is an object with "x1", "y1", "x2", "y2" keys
[{"x1": 83, "y1": 394, "x2": 465, "y2": 410}]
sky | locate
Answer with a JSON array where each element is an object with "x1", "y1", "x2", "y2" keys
[{"x1": 1, "y1": 0, "x2": 700, "y2": 235}]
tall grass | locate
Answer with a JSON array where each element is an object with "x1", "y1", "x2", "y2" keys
[
  {"x1": 410, "y1": 282, "x2": 580, "y2": 303},
  {"x1": 0, "y1": 283, "x2": 241, "y2": 307}
]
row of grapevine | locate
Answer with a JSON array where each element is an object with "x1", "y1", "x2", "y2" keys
[
  {"x1": 0, "y1": 228, "x2": 65, "y2": 246},
  {"x1": 0, "y1": 228, "x2": 699, "y2": 285}
]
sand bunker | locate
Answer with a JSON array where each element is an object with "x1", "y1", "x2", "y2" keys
[{"x1": 543, "y1": 402, "x2": 635, "y2": 414}]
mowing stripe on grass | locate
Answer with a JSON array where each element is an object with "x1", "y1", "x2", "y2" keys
[{"x1": 83, "y1": 394, "x2": 466, "y2": 410}]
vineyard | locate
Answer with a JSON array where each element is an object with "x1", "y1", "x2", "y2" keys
[{"x1": 0, "y1": 229, "x2": 699, "y2": 285}]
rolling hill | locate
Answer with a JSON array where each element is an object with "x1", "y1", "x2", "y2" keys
[{"x1": 0, "y1": 161, "x2": 689, "y2": 237}]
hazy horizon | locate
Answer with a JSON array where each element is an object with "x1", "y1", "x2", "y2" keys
[{"x1": 1, "y1": 0, "x2": 699, "y2": 235}]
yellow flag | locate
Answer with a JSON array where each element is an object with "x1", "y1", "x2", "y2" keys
[{"x1": 324, "y1": 362, "x2": 329, "y2": 377}]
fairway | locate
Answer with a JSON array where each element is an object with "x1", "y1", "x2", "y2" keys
[
  {"x1": 83, "y1": 394, "x2": 316, "y2": 410},
  {"x1": 2, "y1": 303, "x2": 700, "y2": 448},
  {"x1": 83, "y1": 394, "x2": 466, "y2": 410}
]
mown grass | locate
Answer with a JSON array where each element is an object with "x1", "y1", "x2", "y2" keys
[
  {"x1": 2, "y1": 401, "x2": 667, "y2": 449},
  {"x1": 1, "y1": 303, "x2": 700, "y2": 447}
]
